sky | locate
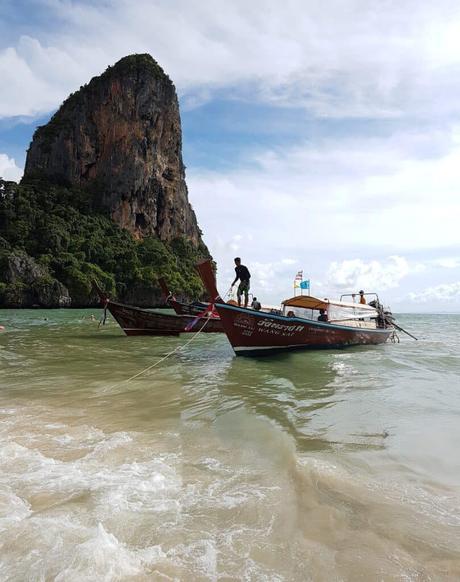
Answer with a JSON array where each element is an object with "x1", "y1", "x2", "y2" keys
[{"x1": 1, "y1": 0, "x2": 460, "y2": 312}]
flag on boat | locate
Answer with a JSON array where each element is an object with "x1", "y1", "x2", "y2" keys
[
  {"x1": 300, "y1": 279, "x2": 310, "y2": 290},
  {"x1": 294, "y1": 270, "x2": 303, "y2": 288}
]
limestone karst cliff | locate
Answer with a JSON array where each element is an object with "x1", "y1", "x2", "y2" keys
[
  {"x1": 24, "y1": 54, "x2": 202, "y2": 244},
  {"x1": 0, "y1": 55, "x2": 209, "y2": 308}
]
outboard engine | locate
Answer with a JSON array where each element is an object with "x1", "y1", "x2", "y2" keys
[
  {"x1": 369, "y1": 299, "x2": 394, "y2": 328},
  {"x1": 383, "y1": 309, "x2": 395, "y2": 327}
]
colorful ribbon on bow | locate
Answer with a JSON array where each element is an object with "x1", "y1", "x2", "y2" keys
[{"x1": 184, "y1": 303, "x2": 218, "y2": 331}]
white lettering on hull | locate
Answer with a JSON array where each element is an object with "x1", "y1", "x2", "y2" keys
[
  {"x1": 257, "y1": 320, "x2": 304, "y2": 332},
  {"x1": 254, "y1": 319, "x2": 308, "y2": 338},
  {"x1": 231, "y1": 312, "x2": 332, "y2": 340}
]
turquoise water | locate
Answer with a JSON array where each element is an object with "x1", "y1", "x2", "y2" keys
[{"x1": 1, "y1": 310, "x2": 459, "y2": 580}]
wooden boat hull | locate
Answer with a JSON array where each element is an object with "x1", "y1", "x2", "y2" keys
[
  {"x1": 158, "y1": 277, "x2": 208, "y2": 315},
  {"x1": 194, "y1": 259, "x2": 393, "y2": 356},
  {"x1": 214, "y1": 302, "x2": 393, "y2": 356},
  {"x1": 105, "y1": 300, "x2": 223, "y2": 336},
  {"x1": 168, "y1": 299, "x2": 209, "y2": 316}
]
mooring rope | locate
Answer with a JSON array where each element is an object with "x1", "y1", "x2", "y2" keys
[
  {"x1": 102, "y1": 316, "x2": 211, "y2": 392},
  {"x1": 98, "y1": 303, "x2": 108, "y2": 329}
]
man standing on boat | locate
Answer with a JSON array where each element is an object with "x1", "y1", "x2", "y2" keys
[
  {"x1": 231, "y1": 257, "x2": 251, "y2": 308},
  {"x1": 359, "y1": 290, "x2": 367, "y2": 305}
]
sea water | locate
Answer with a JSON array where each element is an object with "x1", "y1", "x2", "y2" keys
[{"x1": 0, "y1": 310, "x2": 459, "y2": 580}]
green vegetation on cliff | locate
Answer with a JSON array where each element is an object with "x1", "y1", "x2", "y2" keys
[{"x1": 0, "y1": 178, "x2": 209, "y2": 307}]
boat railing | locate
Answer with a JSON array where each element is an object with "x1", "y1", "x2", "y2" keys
[
  {"x1": 329, "y1": 319, "x2": 377, "y2": 329},
  {"x1": 340, "y1": 292, "x2": 380, "y2": 303}
]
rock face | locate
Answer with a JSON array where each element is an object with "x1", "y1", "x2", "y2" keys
[
  {"x1": 24, "y1": 54, "x2": 202, "y2": 244},
  {"x1": 4, "y1": 252, "x2": 71, "y2": 308}
]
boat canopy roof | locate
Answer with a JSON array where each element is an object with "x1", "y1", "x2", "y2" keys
[{"x1": 283, "y1": 295, "x2": 378, "y2": 312}]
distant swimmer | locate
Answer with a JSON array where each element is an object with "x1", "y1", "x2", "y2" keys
[
  {"x1": 231, "y1": 257, "x2": 251, "y2": 308},
  {"x1": 0, "y1": 325, "x2": 5, "y2": 331},
  {"x1": 82, "y1": 314, "x2": 96, "y2": 321}
]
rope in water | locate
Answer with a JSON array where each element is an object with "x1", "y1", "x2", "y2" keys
[{"x1": 104, "y1": 316, "x2": 211, "y2": 392}]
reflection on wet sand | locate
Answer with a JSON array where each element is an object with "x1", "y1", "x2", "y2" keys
[{"x1": 214, "y1": 352, "x2": 338, "y2": 452}]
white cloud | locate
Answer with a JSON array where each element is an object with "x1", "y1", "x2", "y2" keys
[
  {"x1": 2, "y1": 1, "x2": 460, "y2": 118},
  {"x1": 326, "y1": 256, "x2": 410, "y2": 292},
  {"x1": 0, "y1": 38, "x2": 84, "y2": 117},
  {"x1": 191, "y1": 128, "x2": 460, "y2": 259},
  {"x1": 189, "y1": 126, "x2": 460, "y2": 305},
  {"x1": 409, "y1": 282, "x2": 460, "y2": 303},
  {"x1": 431, "y1": 258, "x2": 460, "y2": 269},
  {"x1": 0, "y1": 154, "x2": 23, "y2": 181}
]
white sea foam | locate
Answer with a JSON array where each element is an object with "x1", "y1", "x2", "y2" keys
[
  {"x1": 54, "y1": 523, "x2": 144, "y2": 582},
  {"x1": 0, "y1": 424, "x2": 183, "y2": 579}
]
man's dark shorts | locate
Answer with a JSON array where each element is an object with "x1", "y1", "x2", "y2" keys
[{"x1": 237, "y1": 280, "x2": 250, "y2": 298}]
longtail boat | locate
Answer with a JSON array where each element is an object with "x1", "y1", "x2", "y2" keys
[
  {"x1": 196, "y1": 260, "x2": 395, "y2": 356},
  {"x1": 95, "y1": 286, "x2": 223, "y2": 336},
  {"x1": 158, "y1": 277, "x2": 208, "y2": 316}
]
